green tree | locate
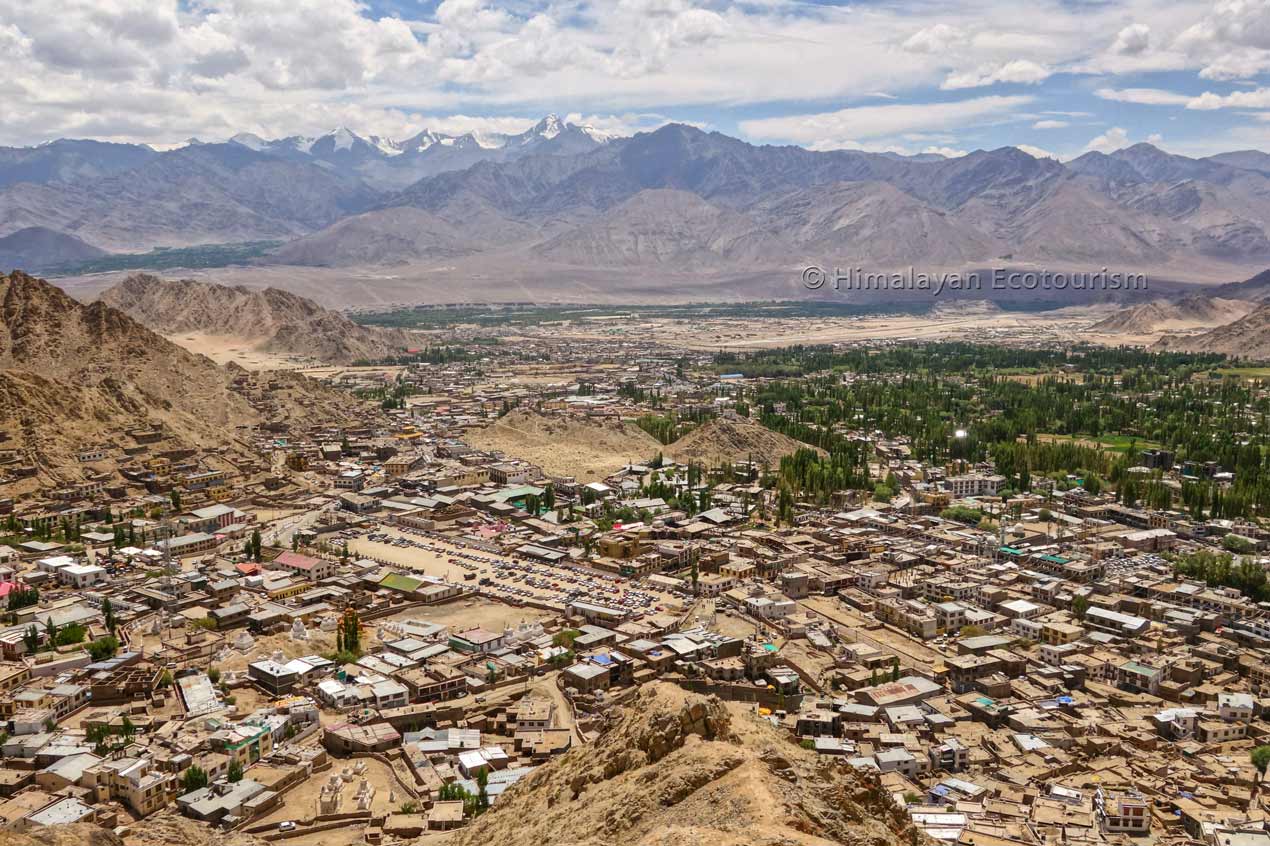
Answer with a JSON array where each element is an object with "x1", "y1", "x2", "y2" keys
[
  {"x1": 1253, "y1": 745, "x2": 1270, "y2": 774},
  {"x1": 102, "y1": 597, "x2": 116, "y2": 634},
  {"x1": 476, "y1": 768, "x2": 490, "y2": 812},
  {"x1": 54, "y1": 623, "x2": 87, "y2": 646},
  {"x1": 86, "y1": 636, "x2": 120, "y2": 661},
  {"x1": 181, "y1": 765, "x2": 209, "y2": 794},
  {"x1": 1071, "y1": 595, "x2": 1089, "y2": 619},
  {"x1": 227, "y1": 759, "x2": 244, "y2": 783}
]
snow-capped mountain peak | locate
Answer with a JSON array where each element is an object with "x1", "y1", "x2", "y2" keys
[
  {"x1": 468, "y1": 129, "x2": 507, "y2": 150},
  {"x1": 403, "y1": 129, "x2": 444, "y2": 152},
  {"x1": 367, "y1": 135, "x2": 403, "y2": 157},
  {"x1": 515, "y1": 114, "x2": 565, "y2": 145},
  {"x1": 330, "y1": 126, "x2": 358, "y2": 151},
  {"x1": 212, "y1": 114, "x2": 615, "y2": 189},
  {"x1": 229, "y1": 132, "x2": 267, "y2": 151},
  {"x1": 579, "y1": 124, "x2": 614, "y2": 144}
]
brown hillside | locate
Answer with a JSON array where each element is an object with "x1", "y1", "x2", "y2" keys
[
  {"x1": 99, "y1": 274, "x2": 413, "y2": 364},
  {"x1": 467, "y1": 409, "x2": 661, "y2": 482},
  {"x1": 1154, "y1": 303, "x2": 1270, "y2": 360},
  {"x1": 448, "y1": 683, "x2": 920, "y2": 846},
  {"x1": 1090, "y1": 294, "x2": 1254, "y2": 334},
  {"x1": 2, "y1": 823, "x2": 124, "y2": 846},
  {"x1": 0, "y1": 271, "x2": 373, "y2": 487},
  {"x1": 667, "y1": 416, "x2": 820, "y2": 468},
  {"x1": 124, "y1": 811, "x2": 267, "y2": 846}
]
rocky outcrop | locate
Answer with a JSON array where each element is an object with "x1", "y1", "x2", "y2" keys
[{"x1": 448, "y1": 683, "x2": 921, "y2": 846}]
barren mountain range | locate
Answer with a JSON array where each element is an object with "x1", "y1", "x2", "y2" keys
[
  {"x1": 1154, "y1": 303, "x2": 1270, "y2": 359},
  {"x1": 1088, "y1": 294, "x2": 1257, "y2": 333},
  {"x1": 10, "y1": 121, "x2": 1270, "y2": 289},
  {"x1": 0, "y1": 271, "x2": 374, "y2": 486},
  {"x1": 98, "y1": 274, "x2": 414, "y2": 364}
]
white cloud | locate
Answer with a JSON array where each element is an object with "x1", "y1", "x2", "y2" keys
[
  {"x1": 1111, "y1": 23, "x2": 1151, "y2": 55},
  {"x1": 941, "y1": 60, "x2": 1051, "y2": 90},
  {"x1": 1084, "y1": 126, "x2": 1131, "y2": 153},
  {"x1": 902, "y1": 23, "x2": 966, "y2": 54},
  {"x1": 563, "y1": 111, "x2": 684, "y2": 136},
  {"x1": 1016, "y1": 143, "x2": 1058, "y2": 159},
  {"x1": 1095, "y1": 87, "x2": 1192, "y2": 106},
  {"x1": 1032, "y1": 119, "x2": 1068, "y2": 129},
  {"x1": 739, "y1": 95, "x2": 1034, "y2": 150},
  {"x1": 1176, "y1": 0, "x2": 1270, "y2": 80},
  {"x1": 0, "y1": 0, "x2": 1252, "y2": 154},
  {"x1": 1186, "y1": 87, "x2": 1270, "y2": 110}
]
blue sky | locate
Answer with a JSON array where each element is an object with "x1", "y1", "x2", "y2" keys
[{"x1": 4, "y1": 0, "x2": 1270, "y2": 158}]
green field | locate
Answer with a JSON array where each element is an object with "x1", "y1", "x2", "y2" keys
[
  {"x1": 1210, "y1": 366, "x2": 1270, "y2": 380},
  {"x1": 1036, "y1": 433, "x2": 1163, "y2": 455},
  {"x1": 45, "y1": 240, "x2": 283, "y2": 276}
]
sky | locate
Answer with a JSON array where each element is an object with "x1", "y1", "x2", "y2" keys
[{"x1": 4, "y1": 0, "x2": 1270, "y2": 158}]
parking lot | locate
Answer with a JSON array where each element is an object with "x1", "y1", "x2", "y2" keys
[{"x1": 349, "y1": 525, "x2": 686, "y2": 619}]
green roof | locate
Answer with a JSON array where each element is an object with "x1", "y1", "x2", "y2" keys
[
  {"x1": 379, "y1": 573, "x2": 424, "y2": 592},
  {"x1": 492, "y1": 484, "x2": 545, "y2": 503}
]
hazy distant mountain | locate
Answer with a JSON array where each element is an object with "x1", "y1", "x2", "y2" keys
[
  {"x1": 289, "y1": 125, "x2": 1270, "y2": 273},
  {"x1": 17, "y1": 121, "x2": 1270, "y2": 283},
  {"x1": 0, "y1": 226, "x2": 107, "y2": 272},
  {"x1": 1089, "y1": 294, "x2": 1256, "y2": 333},
  {"x1": 1206, "y1": 150, "x2": 1270, "y2": 174},
  {"x1": 0, "y1": 142, "x2": 376, "y2": 251},
  {"x1": 269, "y1": 207, "x2": 494, "y2": 266},
  {"x1": 228, "y1": 114, "x2": 610, "y2": 190},
  {"x1": 0, "y1": 139, "x2": 157, "y2": 189},
  {"x1": 1154, "y1": 303, "x2": 1270, "y2": 359}
]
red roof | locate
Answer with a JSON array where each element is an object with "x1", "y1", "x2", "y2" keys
[
  {"x1": 274, "y1": 551, "x2": 322, "y2": 571},
  {"x1": 236, "y1": 562, "x2": 261, "y2": 575}
]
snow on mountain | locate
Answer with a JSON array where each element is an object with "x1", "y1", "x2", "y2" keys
[
  {"x1": 367, "y1": 135, "x2": 403, "y2": 157},
  {"x1": 215, "y1": 116, "x2": 613, "y2": 189},
  {"x1": 229, "y1": 132, "x2": 267, "y2": 151},
  {"x1": 330, "y1": 126, "x2": 357, "y2": 152},
  {"x1": 580, "y1": 125, "x2": 614, "y2": 143},
  {"x1": 535, "y1": 114, "x2": 563, "y2": 141},
  {"x1": 226, "y1": 115, "x2": 611, "y2": 162},
  {"x1": 468, "y1": 130, "x2": 508, "y2": 150}
]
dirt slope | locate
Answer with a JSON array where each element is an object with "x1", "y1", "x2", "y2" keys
[
  {"x1": 99, "y1": 274, "x2": 413, "y2": 364},
  {"x1": 667, "y1": 417, "x2": 820, "y2": 467},
  {"x1": 449, "y1": 683, "x2": 919, "y2": 846},
  {"x1": 0, "y1": 271, "x2": 375, "y2": 486},
  {"x1": 125, "y1": 811, "x2": 267, "y2": 846},
  {"x1": 1090, "y1": 294, "x2": 1255, "y2": 333},
  {"x1": 1154, "y1": 303, "x2": 1270, "y2": 360},
  {"x1": 2, "y1": 823, "x2": 123, "y2": 846},
  {"x1": 467, "y1": 409, "x2": 661, "y2": 482}
]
